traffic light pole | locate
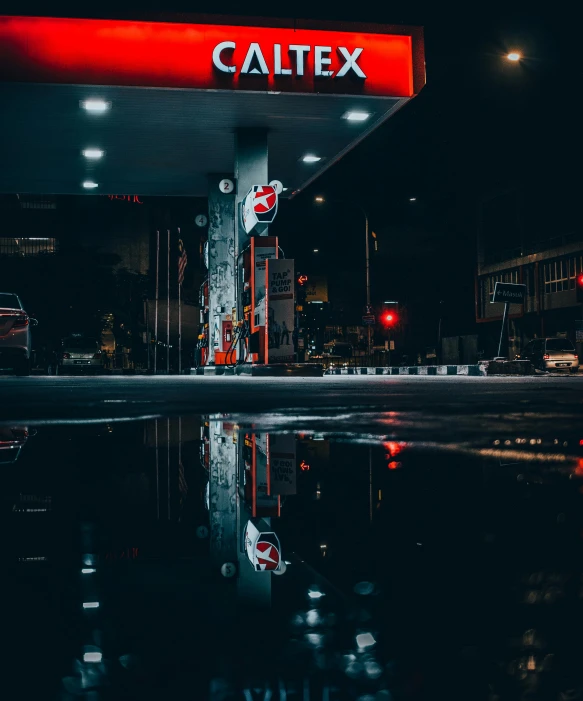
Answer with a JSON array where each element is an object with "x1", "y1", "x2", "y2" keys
[{"x1": 364, "y1": 209, "x2": 372, "y2": 361}]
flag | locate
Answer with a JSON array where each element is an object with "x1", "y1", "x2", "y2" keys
[{"x1": 178, "y1": 238, "x2": 188, "y2": 286}]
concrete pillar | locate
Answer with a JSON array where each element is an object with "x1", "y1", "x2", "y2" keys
[{"x1": 207, "y1": 174, "x2": 236, "y2": 363}]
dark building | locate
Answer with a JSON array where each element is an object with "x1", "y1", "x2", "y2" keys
[{"x1": 476, "y1": 188, "x2": 583, "y2": 359}]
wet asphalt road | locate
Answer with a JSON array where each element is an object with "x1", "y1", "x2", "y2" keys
[{"x1": 0, "y1": 374, "x2": 581, "y2": 424}]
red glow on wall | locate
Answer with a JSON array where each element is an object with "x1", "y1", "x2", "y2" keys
[{"x1": 0, "y1": 15, "x2": 415, "y2": 97}]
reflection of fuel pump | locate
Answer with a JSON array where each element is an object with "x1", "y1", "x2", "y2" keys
[{"x1": 243, "y1": 432, "x2": 280, "y2": 518}]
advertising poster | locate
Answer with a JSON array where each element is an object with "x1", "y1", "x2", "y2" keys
[
  {"x1": 265, "y1": 259, "x2": 295, "y2": 363},
  {"x1": 254, "y1": 246, "x2": 277, "y2": 306},
  {"x1": 269, "y1": 434, "x2": 297, "y2": 496}
]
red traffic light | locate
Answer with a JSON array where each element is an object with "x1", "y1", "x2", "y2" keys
[
  {"x1": 382, "y1": 311, "x2": 397, "y2": 325},
  {"x1": 578, "y1": 275, "x2": 583, "y2": 287}
]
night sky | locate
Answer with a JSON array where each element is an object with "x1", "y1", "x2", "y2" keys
[{"x1": 5, "y1": 2, "x2": 578, "y2": 340}]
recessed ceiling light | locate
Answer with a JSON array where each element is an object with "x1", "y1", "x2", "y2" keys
[
  {"x1": 80, "y1": 99, "x2": 111, "y2": 113},
  {"x1": 343, "y1": 111, "x2": 370, "y2": 122},
  {"x1": 82, "y1": 181, "x2": 99, "y2": 189},
  {"x1": 302, "y1": 155, "x2": 321, "y2": 163},
  {"x1": 82, "y1": 148, "x2": 104, "y2": 160}
]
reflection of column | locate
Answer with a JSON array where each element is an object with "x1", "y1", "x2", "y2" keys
[
  {"x1": 208, "y1": 419, "x2": 271, "y2": 608},
  {"x1": 209, "y1": 419, "x2": 238, "y2": 566}
]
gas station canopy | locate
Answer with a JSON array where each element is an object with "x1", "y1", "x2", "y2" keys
[{"x1": 0, "y1": 14, "x2": 424, "y2": 197}]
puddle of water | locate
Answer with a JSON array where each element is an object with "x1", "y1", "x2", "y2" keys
[{"x1": 3, "y1": 414, "x2": 583, "y2": 699}]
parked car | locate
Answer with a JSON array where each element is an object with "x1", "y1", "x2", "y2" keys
[
  {"x1": 58, "y1": 334, "x2": 103, "y2": 374},
  {"x1": 517, "y1": 337, "x2": 579, "y2": 373},
  {"x1": 0, "y1": 292, "x2": 37, "y2": 376}
]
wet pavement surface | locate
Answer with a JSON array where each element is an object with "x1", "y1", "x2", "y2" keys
[{"x1": 3, "y1": 376, "x2": 583, "y2": 699}]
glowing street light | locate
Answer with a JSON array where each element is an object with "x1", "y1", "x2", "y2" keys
[
  {"x1": 314, "y1": 196, "x2": 325, "y2": 203},
  {"x1": 506, "y1": 52, "x2": 521, "y2": 62}
]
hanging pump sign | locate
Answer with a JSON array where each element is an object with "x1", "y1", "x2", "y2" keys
[{"x1": 242, "y1": 185, "x2": 278, "y2": 235}]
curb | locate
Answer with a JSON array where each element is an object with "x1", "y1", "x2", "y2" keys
[{"x1": 325, "y1": 365, "x2": 487, "y2": 376}]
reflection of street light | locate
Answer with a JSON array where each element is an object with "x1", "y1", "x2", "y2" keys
[{"x1": 506, "y1": 52, "x2": 521, "y2": 62}]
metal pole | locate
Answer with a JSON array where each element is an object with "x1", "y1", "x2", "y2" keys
[
  {"x1": 145, "y1": 298, "x2": 150, "y2": 372},
  {"x1": 365, "y1": 211, "x2": 372, "y2": 364},
  {"x1": 155, "y1": 418, "x2": 160, "y2": 519},
  {"x1": 154, "y1": 230, "x2": 159, "y2": 374},
  {"x1": 368, "y1": 447, "x2": 373, "y2": 523},
  {"x1": 167, "y1": 417, "x2": 171, "y2": 521},
  {"x1": 497, "y1": 302, "x2": 510, "y2": 358},
  {"x1": 178, "y1": 228, "x2": 182, "y2": 375},
  {"x1": 167, "y1": 229, "x2": 170, "y2": 375}
]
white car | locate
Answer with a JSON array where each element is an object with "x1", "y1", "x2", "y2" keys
[
  {"x1": 0, "y1": 292, "x2": 37, "y2": 376},
  {"x1": 243, "y1": 520, "x2": 282, "y2": 572},
  {"x1": 58, "y1": 335, "x2": 103, "y2": 374}
]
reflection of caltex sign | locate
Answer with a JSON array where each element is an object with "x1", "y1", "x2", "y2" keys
[
  {"x1": 244, "y1": 520, "x2": 282, "y2": 572},
  {"x1": 242, "y1": 185, "x2": 278, "y2": 234}
]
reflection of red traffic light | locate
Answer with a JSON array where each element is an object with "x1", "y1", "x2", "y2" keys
[
  {"x1": 300, "y1": 459, "x2": 310, "y2": 471},
  {"x1": 383, "y1": 441, "x2": 402, "y2": 457},
  {"x1": 297, "y1": 274, "x2": 308, "y2": 286}
]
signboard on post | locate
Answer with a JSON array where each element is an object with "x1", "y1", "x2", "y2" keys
[
  {"x1": 305, "y1": 276, "x2": 328, "y2": 303},
  {"x1": 269, "y1": 434, "x2": 297, "y2": 496},
  {"x1": 492, "y1": 282, "x2": 526, "y2": 304},
  {"x1": 265, "y1": 259, "x2": 295, "y2": 363},
  {"x1": 362, "y1": 314, "x2": 375, "y2": 325},
  {"x1": 491, "y1": 282, "x2": 526, "y2": 358}
]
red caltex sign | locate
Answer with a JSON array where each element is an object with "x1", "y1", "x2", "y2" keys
[{"x1": 0, "y1": 16, "x2": 420, "y2": 98}]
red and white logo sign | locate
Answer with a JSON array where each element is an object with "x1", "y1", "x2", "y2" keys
[
  {"x1": 244, "y1": 520, "x2": 283, "y2": 572},
  {"x1": 255, "y1": 540, "x2": 281, "y2": 571},
  {"x1": 242, "y1": 185, "x2": 279, "y2": 234},
  {"x1": 253, "y1": 186, "x2": 277, "y2": 214}
]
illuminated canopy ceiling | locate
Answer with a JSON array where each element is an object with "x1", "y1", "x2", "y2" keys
[{"x1": 0, "y1": 14, "x2": 425, "y2": 197}]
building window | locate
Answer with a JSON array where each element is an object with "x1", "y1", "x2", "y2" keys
[
  {"x1": 486, "y1": 269, "x2": 519, "y2": 299},
  {"x1": 0, "y1": 237, "x2": 57, "y2": 256},
  {"x1": 543, "y1": 256, "x2": 583, "y2": 294}
]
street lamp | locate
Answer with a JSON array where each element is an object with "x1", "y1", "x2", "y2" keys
[
  {"x1": 506, "y1": 52, "x2": 521, "y2": 62},
  {"x1": 315, "y1": 195, "x2": 373, "y2": 359}
]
